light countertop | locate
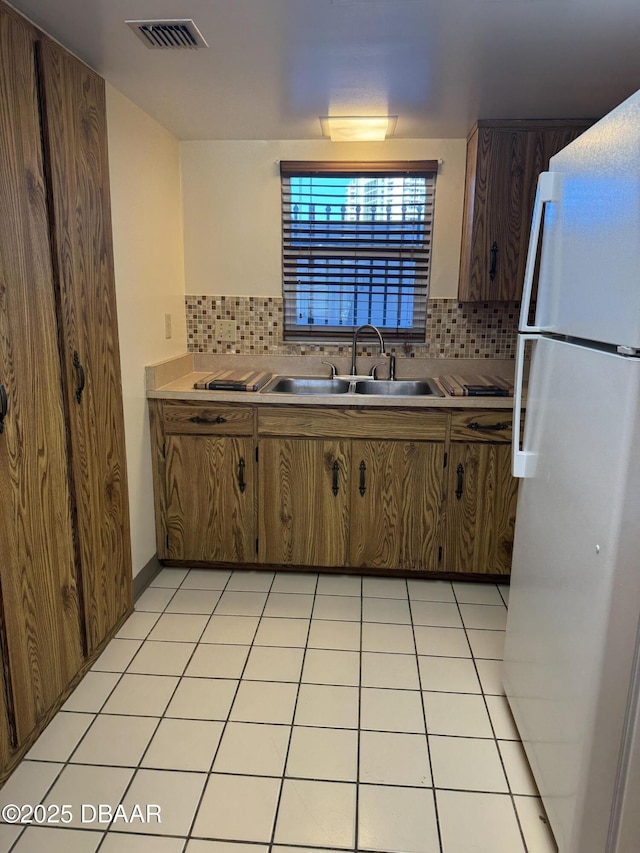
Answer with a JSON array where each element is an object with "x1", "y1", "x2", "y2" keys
[{"x1": 146, "y1": 354, "x2": 519, "y2": 410}]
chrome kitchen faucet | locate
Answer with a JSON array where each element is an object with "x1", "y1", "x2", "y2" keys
[{"x1": 350, "y1": 324, "x2": 386, "y2": 375}]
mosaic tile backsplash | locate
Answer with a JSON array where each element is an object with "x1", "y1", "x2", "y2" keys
[{"x1": 186, "y1": 296, "x2": 520, "y2": 359}]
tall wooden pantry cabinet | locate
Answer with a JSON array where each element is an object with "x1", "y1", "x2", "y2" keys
[{"x1": 0, "y1": 1, "x2": 132, "y2": 781}]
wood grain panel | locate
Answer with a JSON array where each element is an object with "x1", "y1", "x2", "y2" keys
[
  {"x1": 258, "y1": 407, "x2": 447, "y2": 440},
  {"x1": 527, "y1": 125, "x2": 591, "y2": 187},
  {"x1": 148, "y1": 400, "x2": 169, "y2": 558},
  {"x1": 349, "y1": 440, "x2": 444, "y2": 571},
  {"x1": 165, "y1": 435, "x2": 256, "y2": 562},
  {"x1": 37, "y1": 38, "x2": 132, "y2": 652},
  {"x1": 450, "y1": 410, "x2": 513, "y2": 443},
  {"x1": 259, "y1": 438, "x2": 350, "y2": 566},
  {"x1": 0, "y1": 6, "x2": 83, "y2": 747},
  {"x1": 444, "y1": 443, "x2": 518, "y2": 574},
  {"x1": 0, "y1": 635, "x2": 11, "y2": 766},
  {"x1": 162, "y1": 401, "x2": 255, "y2": 435},
  {"x1": 470, "y1": 127, "x2": 529, "y2": 301},
  {"x1": 458, "y1": 126, "x2": 479, "y2": 301},
  {"x1": 459, "y1": 120, "x2": 593, "y2": 302}
]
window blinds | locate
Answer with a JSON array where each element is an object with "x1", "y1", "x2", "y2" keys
[{"x1": 280, "y1": 161, "x2": 437, "y2": 340}]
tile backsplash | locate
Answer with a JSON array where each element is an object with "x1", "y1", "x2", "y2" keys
[{"x1": 186, "y1": 296, "x2": 519, "y2": 359}]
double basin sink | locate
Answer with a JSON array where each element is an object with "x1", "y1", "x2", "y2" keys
[{"x1": 262, "y1": 376, "x2": 444, "y2": 397}]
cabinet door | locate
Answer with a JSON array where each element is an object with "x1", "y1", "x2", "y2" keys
[
  {"x1": 37, "y1": 39, "x2": 132, "y2": 651},
  {"x1": 164, "y1": 435, "x2": 256, "y2": 563},
  {"x1": 0, "y1": 6, "x2": 83, "y2": 749},
  {"x1": 460, "y1": 127, "x2": 531, "y2": 301},
  {"x1": 0, "y1": 646, "x2": 11, "y2": 768},
  {"x1": 259, "y1": 439, "x2": 350, "y2": 567},
  {"x1": 528, "y1": 126, "x2": 590, "y2": 180},
  {"x1": 460, "y1": 122, "x2": 591, "y2": 302},
  {"x1": 349, "y1": 441, "x2": 444, "y2": 572},
  {"x1": 444, "y1": 443, "x2": 518, "y2": 574}
]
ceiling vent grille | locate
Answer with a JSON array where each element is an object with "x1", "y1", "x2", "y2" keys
[{"x1": 126, "y1": 19, "x2": 208, "y2": 49}]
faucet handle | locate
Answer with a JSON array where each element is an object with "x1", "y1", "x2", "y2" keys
[
  {"x1": 369, "y1": 361, "x2": 387, "y2": 379},
  {"x1": 322, "y1": 360, "x2": 338, "y2": 379}
]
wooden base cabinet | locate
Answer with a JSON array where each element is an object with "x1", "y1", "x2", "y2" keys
[
  {"x1": 443, "y1": 412, "x2": 519, "y2": 575},
  {"x1": 150, "y1": 401, "x2": 258, "y2": 565},
  {"x1": 259, "y1": 439, "x2": 350, "y2": 566},
  {"x1": 150, "y1": 402, "x2": 519, "y2": 579},
  {"x1": 258, "y1": 437, "x2": 444, "y2": 572},
  {"x1": 349, "y1": 440, "x2": 444, "y2": 572},
  {"x1": 256, "y1": 408, "x2": 447, "y2": 573},
  {"x1": 164, "y1": 435, "x2": 256, "y2": 563},
  {"x1": 0, "y1": 1, "x2": 131, "y2": 780}
]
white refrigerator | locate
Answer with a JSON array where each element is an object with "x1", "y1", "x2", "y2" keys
[{"x1": 504, "y1": 90, "x2": 640, "y2": 853}]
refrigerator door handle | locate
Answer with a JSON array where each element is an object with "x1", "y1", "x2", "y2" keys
[
  {"x1": 519, "y1": 171, "x2": 562, "y2": 333},
  {"x1": 512, "y1": 333, "x2": 539, "y2": 478}
]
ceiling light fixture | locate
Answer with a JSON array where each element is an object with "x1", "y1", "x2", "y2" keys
[{"x1": 319, "y1": 115, "x2": 398, "y2": 142}]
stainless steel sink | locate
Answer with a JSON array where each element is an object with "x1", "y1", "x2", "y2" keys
[
  {"x1": 263, "y1": 376, "x2": 351, "y2": 394},
  {"x1": 353, "y1": 379, "x2": 444, "y2": 397},
  {"x1": 262, "y1": 375, "x2": 444, "y2": 397}
]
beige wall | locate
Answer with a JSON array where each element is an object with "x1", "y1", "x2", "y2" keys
[
  {"x1": 106, "y1": 84, "x2": 186, "y2": 577},
  {"x1": 180, "y1": 139, "x2": 467, "y2": 299}
]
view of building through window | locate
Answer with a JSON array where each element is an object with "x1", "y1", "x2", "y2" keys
[{"x1": 281, "y1": 167, "x2": 434, "y2": 339}]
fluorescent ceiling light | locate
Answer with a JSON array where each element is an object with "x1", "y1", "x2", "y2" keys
[{"x1": 319, "y1": 115, "x2": 398, "y2": 142}]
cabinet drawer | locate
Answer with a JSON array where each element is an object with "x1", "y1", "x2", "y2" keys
[
  {"x1": 161, "y1": 401, "x2": 255, "y2": 435},
  {"x1": 258, "y1": 407, "x2": 447, "y2": 441},
  {"x1": 450, "y1": 411, "x2": 513, "y2": 443}
]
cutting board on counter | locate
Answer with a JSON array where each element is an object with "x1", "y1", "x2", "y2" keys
[
  {"x1": 438, "y1": 374, "x2": 513, "y2": 397},
  {"x1": 193, "y1": 368, "x2": 273, "y2": 391}
]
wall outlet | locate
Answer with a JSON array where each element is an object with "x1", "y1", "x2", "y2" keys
[
  {"x1": 216, "y1": 320, "x2": 236, "y2": 341},
  {"x1": 164, "y1": 313, "x2": 172, "y2": 339}
]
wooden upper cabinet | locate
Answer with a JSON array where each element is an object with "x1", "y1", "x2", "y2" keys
[
  {"x1": 37, "y1": 37, "x2": 132, "y2": 653},
  {"x1": 458, "y1": 120, "x2": 592, "y2": 301},
  {"x1": 0, "y1": 5, "x2": 83, "y2": 750}
]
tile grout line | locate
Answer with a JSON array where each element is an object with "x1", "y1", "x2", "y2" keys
[
  {"x1": 451, "y1": 581, "x2": 530, "y2": 853},
  {"x1": 13, "y1": 587, "x2": 182, "y2": 853},
  {"x1": 408, "y1": 575, "x2": 445, "y2": 853},
  {"x1": 92, "y1": 569, "x2": 233, "y2": 849},
  {"x1": 354, "y1": 573, "x2": 364, "y2": 852},
  {"x1": 182, "y1": 566, "x2": 277, "y2": 844},
  {"x1": 6, "y1": 581, "x2": 189, "y2": 853},
  {"x1": 4, "y1": 572, "x2": 536, "y2": 853},
  {"x1": 266, "y1": 571, "x2": 319, "y2": 850}
]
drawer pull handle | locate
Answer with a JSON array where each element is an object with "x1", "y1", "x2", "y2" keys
[
  {"x1": 456, "y1": 463, "x2": 464, "y2": 500},
  {"x1": 468, "y1": 421, "x2": 510, "y2": 432},
  {"x1": 359, "y1": 460, "x2": 367, "y2": 496},
  {"x1": 238, "y1": 457, "x2": 246, "y2": 493},
  {"x1": 332, "y1": 460, "x2": 339, "y2": 496},
  {"x1": 489, "y1": 241, "x2": 498, "y2": 281},
  {"x1": 73, "y1": 350, "x2": 85, "y2": 404},
  {"x1": 0, "y1": 383, "x2": 7, "y2": 433},
  {"x1": 189, "y1": 415, "x2": 227, "y2": 424}
]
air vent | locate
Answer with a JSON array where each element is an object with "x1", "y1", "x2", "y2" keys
[{"x1": 126, "y1": 19, "x2": 208, "y2": 49}]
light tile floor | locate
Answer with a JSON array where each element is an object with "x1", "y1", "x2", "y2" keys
[{"x1": 0, "y1": 569, "x2": 558, "y2": 853}]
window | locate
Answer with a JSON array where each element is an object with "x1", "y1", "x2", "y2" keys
[{"x1": 280, "y1": 160, "x2": 437, "y2": 340}]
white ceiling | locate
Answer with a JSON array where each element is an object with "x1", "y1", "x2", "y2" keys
[{"x1": 9, "y1": 0, "x2": 640, "y2": 140}]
